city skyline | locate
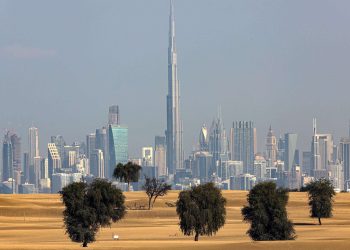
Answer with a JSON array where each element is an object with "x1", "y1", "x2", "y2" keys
[{"x1": 1, "y1": 0, "x2": 350, "y2": 158}]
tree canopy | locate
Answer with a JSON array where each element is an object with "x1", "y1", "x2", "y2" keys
[
  {"x1": 241, "y1": 181, "x2": 295, "y2": 241},
  {"x1": 60, "y1": 179, "x2": 126, "y2": 247},
  {"x1": 305, "y1": 178, "x2": 336, "y2": 225},
  {"x1": 176, "y1": 182, "x2": 226, "y2": 241},
  {"x1": 113, "y1": 162, "x2": 142, "y2": 191},
  {"x1": 143, "y1": 176, "x2": 171, "y2": 209}
]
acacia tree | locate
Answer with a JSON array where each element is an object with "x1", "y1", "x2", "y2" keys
[
  {"x1": 242, "y1": 181, "x2": 295, "y2": 241},
  {"x1": 113, "y1": 162, "x2": 142, "y2": 191},
  {"x1": 305, "y1": 178, "x2": 335, "y2": 225},
  {"x1": 143, "y1": 176, "x2": 171, "y2": 209},
  {"x1": 61, "y1": 179, "x2": 126, "y2": 247},
  {"x1": 176, "y1": 182, "x2": 226, "y2": 241}
]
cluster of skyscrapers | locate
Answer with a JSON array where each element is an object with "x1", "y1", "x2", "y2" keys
[
  {"x1": 0, "y1": 106, "x2": 129, "y2": 193},
  {"x1": 1, "y1": 1, "x2": 349, "y2": 193}
]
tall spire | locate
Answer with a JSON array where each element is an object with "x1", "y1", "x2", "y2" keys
[
  {"x1": 166, "y1": 0, "x2": 183, "y2": 175},
  {"x1": 169, "y1": 0, "x2": 175, "y2": 47},
  {"x1": 313, "y1": 118, "x2": 317, "y2": 135}
]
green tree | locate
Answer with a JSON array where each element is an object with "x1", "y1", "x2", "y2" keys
[
  {"x1": 176, "y1": 182, "x2": 226, "y2": 241},
  {"x1": 242, "y1": 181, "x2": 295, "y2": 241},
  {"x1": 113, "y1": 162, "x2": 142, "y2": 191},
  {"x1": 305, "y1": 178, "x2": 336, "y2": 225},
  {"x1": 143, "y1": 176, "x2": 171, "y2": 209},
  {"x1": 60, "y1": 179, "x2": 126, "y2": 247}
]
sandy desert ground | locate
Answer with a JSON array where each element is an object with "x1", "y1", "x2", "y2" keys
[{"x1": 0, "y1": 191, "x2": 350, "y2": 249}]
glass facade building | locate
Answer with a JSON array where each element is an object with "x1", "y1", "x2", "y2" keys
[
  {"x1": 284, "y1": 133, "x2": 298, "y2": 172},
  {"x1": 108, "y1": 125, "x2": 128, "y2": 178}
]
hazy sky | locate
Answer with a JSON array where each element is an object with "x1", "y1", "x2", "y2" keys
[{"x1": 1, "y1": 0, "x2": 350, "y2": 158}]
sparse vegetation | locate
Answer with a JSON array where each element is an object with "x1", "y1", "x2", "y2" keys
[
  {"x1": 176, "y1": 182, "x2": 226, "y2": 241},
  {"x1": 60, "y1": 179, "x2": 126, "y2": 247},
  {"x1": 143, "y1": 176, "x2": 172, "y2": 210},
  {"x1": 305, "y1": 178, "x2": 336, "y2": 225},
  {"x1": 242, "y1": 181, "x2": 295, "y2": 241}
]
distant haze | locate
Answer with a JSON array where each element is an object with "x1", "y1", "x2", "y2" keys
[{"x1": 1, "y1": 0, "x2": 350, "y2": 158}]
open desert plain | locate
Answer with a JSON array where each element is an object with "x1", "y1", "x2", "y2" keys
[{"x1": 0, "y1": 191, "x2": 350, "y2": 249}]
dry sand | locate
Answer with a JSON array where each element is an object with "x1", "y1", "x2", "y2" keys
[{"x1": 0, "y1": 191, "x2": 349, "y2": 249}]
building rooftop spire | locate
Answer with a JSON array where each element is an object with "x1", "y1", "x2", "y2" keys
[{"x1": 169, "y1": 0, "x2": 176, "y2": 52}]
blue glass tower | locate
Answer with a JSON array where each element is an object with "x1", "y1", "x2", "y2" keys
[{"x1": 108, "y1": 125, "x2": 128, "y2": 178}]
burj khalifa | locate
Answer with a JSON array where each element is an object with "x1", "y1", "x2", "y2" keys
[{"x1": 166, "y1": 0, "x2": 183, "y2": 175}]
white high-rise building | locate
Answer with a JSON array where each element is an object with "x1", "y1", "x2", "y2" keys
[
  {"x1": 311, "y1": 119, "x2": 334, "y2": 175},
  {"x1": 90, "y1": 149, "x2": 104, "y2": 178},
  {"x1": 142, "y1": 147, "x2": 154, "y2": 167},
  {"x1": 48, "y1": 143, "x2": 61, "y2": 180}
]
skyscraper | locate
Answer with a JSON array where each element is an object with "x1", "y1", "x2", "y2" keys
[
  {"x1": 230, "y1": 121, "x2": 256, "y2": 174},
  {"x1": 108, "y1": 105, "x2": 120, "y2": 125},
  {"x1": 166, "y1": 0, "x2": 183, "y2": 175},
  {"x1": 155, "y1": 136, "x2": 167, "y2": 177},
  {"x1": 284, "y1": 133, "x2": 298, "y2": 172},
  {"x1": 199, "y1": 124, "x2": 209, "y2": 152},
  {"x1": 23, "y1": 152, "x2": 29, "y2": 183},
  {"x1": 10, "y1": 133, "x2": 21, "y2": 173},
  {"x1": 50, "y1": 135, "x2": 66, "y2": 161},
  {"x1": 90, "y1": 149, "x2": 105, "y2": 178},
  {"x1": 96, "y1": 127, "x2": 108, "y2": 175},
  {"x1": 86, "y1": 133, "x2": 96, "y2": 162},
  {"x1": 209, "y1": 110, "x2": 228, "y2": 173},
  {"x1": 340, "y1": 137, "x2": 350, "y2": 190},
  {"x1": 48, "y1": 143, "x2": 61, "y2": 181},
  {"x1": 28, "y1": 127, "x2": 39, "y2": 167},
  {"x1": 142, "y1": 147, "x2": 154, "y2": 167},
  {"x1": 32, "y1": 156, "x2": 41, "y2": 188},
  {"x1": 311, "y1": 119, "x2": 333, "y2": 175},
  {"x1": 108, "y1": 125, "x2": 128, "y2": 177},
  {"x1": 2, "y1": 132, "x2": 13, "y2": 181},
  {"x1": 302, "y1": 151, "x2": 312, "y2": 176},
  {"x1": 265, "y1": 126, "x2": 277, "y2": 165}
]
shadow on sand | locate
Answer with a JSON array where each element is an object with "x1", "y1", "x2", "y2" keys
[{"x1": 293, "y1": 222, "x2": 317, "y2": 226}]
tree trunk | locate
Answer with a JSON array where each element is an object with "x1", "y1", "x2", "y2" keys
[
  {"x1": 194, "y1": 232, "x2": 199, "y2": 241},
  {"x1": 82, "y1": 241, "x2": 88, "y2": 247},
  {"x1": 318, "y1": 217, "x2": 322, "y2": 225},
  {"x1": 152, "y1": 197, "x2": 158, "y2": 208},
  {"x1": 148, "y1": 197, "x2": 152, "y2": 210},
  {"x1": 127, "y1": 182, "x2": 130, "y2": 192}
]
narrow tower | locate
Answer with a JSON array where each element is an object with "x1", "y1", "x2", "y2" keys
[{"x1": 166, "y1": 0, "x2": 183, "y2": 175}]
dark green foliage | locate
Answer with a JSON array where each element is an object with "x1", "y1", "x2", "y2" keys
[
  {"x1": 113, "y1": 162, "x2": 142, "y2": 191},
  {"x1": 143, "y1": 176, "x2": 172, "y2": 209},
  {"x1": 61, "y1": 179, "x2": 126, "y2": 247},
  {"x1": 241, "y1": 181, "x2": 295, "y2": 241},
  {"x1": 176, "y1": 183, "x2": 226, "y2": 241},
  {"x1": 305, "y1": 178, "x2": 335, "y2": 225}
]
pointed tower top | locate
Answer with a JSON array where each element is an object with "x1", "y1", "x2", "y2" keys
[
  {"x1": 267, "y1": 125, "x2": 273, "y2": 137},
  {"x1": 313, "y1": 118, "x2": 317, "y2": 135},
  {"x1": 169, "y1": 0, "x2": 176, "y2": 50}
]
